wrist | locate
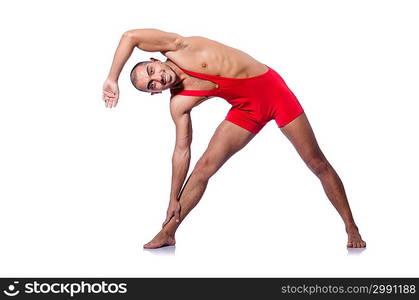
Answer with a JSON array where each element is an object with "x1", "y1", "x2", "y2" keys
[{"x1": 106, "y1": 75, "x2": 119, "y2": 83}]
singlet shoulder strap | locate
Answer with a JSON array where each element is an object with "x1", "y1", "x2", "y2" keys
[
  {"x1": 170, "y1": 88, "x2": 212, "y2": 97},
  {"x1": 170, "y1": 66, "x2": 221, "y2": 97}
]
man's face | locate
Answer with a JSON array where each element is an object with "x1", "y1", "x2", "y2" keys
[{"x1": 133, "y1": 60, "x2": 177, "y2": 95}]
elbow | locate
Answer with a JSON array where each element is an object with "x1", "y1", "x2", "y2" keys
[
  {"x1": 122, "y1": 30, "x2": 135, "y2": 40},
  {"x1": 173, "y1": 146, "x2": 191, "y2": 158}
]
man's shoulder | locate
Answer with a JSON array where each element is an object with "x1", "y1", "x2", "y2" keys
[
  {"x1": 160, "y1": 35, "x2": 212, "y2": 56},
  {"x1": 169, "y1": 93, "x2": 209, "y2": 115},
  {"x1": 160, "y1": 36, "x2": 190, "y2": 56}
]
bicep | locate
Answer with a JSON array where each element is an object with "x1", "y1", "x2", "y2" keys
[
  {"x1": 170, "y1": 98, "x2": 193, "y2": 150},
  {"x1": 125, "y1": 28, "x2": 184, "y2": 52},
  {"x1": 173, "y1": 113, "x2": 192, "y2": 150}
]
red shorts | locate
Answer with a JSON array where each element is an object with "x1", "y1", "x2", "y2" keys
[{"x1": 224, "y1": 67, "x2": 304, "y2": 134}]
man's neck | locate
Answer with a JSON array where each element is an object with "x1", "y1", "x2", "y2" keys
[{"x1": 165, "y1": 59, "x2": 187, "y2": 90}]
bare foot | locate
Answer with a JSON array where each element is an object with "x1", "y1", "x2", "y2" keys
[
  {"x1": 346, "y1": 226, "x2": 366, "y2": 248},
  {"x1": 144, "y1": 229, "x2": 176, "y2": 249}
]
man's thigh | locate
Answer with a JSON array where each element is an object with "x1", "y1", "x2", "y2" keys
[
  {"x1": 195, "y1": 120, "x2": 256, "y2": 176},
  {"x1": 279, "y1": 112, "x2": 325, "y2": 163}
]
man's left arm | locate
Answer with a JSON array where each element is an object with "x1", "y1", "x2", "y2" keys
[
  {"x1": 102, "y1": 28, "x2": 184, "y2": 108},
  {"x1": 125, "y1": 28, "x2": 185, "y2": 53}
]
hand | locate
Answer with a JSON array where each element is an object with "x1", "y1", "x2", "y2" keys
[
  {"x1": 102, "y1": 78, "x2": 119, "y2": 108},
  {"x1": 162, "y1": 200, "x2": 181, "y2": 228}
]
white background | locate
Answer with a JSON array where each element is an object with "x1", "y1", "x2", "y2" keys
[{"x1": 1, "y1": 0, "x2": 418, "y2": 277}]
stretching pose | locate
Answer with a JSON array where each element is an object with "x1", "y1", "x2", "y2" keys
[{"x1": 102, "y1": 28, "x2": 366, "y2": 248}]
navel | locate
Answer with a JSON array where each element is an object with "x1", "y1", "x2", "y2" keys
[{"x1": 201, "y1": 62, "x2": 207, "y2": 68}]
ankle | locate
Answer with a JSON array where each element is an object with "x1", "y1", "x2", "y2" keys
[
  {"x1": 345, "y1": 223, "x2": 359, "y2": 233},
  {"x1": 162, "y1": 222, "x2": 177, "y2": 238}
]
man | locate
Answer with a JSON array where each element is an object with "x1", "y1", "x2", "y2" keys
[{"x1": 102, "y1": 28, "x2": 366, "y2": 249}]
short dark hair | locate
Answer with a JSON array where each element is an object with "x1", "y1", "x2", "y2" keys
[{"x1": 130, "y1": 61, "x2": 151, "y2": 92}]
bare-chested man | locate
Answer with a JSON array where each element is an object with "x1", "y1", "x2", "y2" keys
[{"x1": 102, "y1": 28, "x2": 366, "y2": 248}]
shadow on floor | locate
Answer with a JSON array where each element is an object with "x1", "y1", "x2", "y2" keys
[
  {"x1": 347, "y1": 247, "x2": 366, "y2": 256},
  {"x1": 142, "y1": 245, "x2": 176, "y2": 256}
]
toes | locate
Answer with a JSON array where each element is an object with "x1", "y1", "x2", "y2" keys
[
  {"x1": 144, "y1": 241, "x2": 156, "y2": 249},
  {"x1": 354, "y1": 241, "x2": 366, "y2": 248},
  {"x1": 347, "y1": 242, "x2": 353, "y2": 248}
]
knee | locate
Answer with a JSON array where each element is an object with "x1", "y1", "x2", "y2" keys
[
  {"x1": 305, "y1": 155, "x2": 329, "y2": 177},
  {"x1": 193, "y1": 155, "x2": 217, "y2": 181}
]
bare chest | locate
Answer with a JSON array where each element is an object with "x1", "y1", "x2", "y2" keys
[{"x1": 184, "y1": 75, "x2": 219, "y2": 91}]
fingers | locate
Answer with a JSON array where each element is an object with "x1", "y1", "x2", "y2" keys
[
  {"x1": 102, "y1": 90, "x2": 118, "y2": 108},
  {"x1": 174, "y1": 205, "x2": 180, "y2": 223},
  {"x1": 103, "y1": 96, "x2": 114, "y2": 108},
  {"x1": 162, "y1": 219, "x2": 168, "y2": 228},
  {"x1": 162, "y1": 218, "x2": 170, "y2": 228},
  {"x1": 106, "y1": 98, "x2": 118, "y2": 108},
  {"x1": 162, "y1": 212, "x2": 173, "y2": 228}
]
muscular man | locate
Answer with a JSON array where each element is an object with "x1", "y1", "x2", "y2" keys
[{"x1": 102, "y1": 28, "x2": 366, "y2": 249}]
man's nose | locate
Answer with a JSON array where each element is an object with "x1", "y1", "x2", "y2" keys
[{"x1": 152, "y1": 71, "x2": 163, "y2": 82}]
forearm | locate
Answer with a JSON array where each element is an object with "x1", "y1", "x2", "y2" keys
[
  {"x1": 124, "y1": 28, "x2": 182, "y2": 53},
  {"x1": 170, "y1": 148, "x2": 191, "y2": 202},
  {"x1": 106, "y1": 32, "x2": 136, "y2": 82}
]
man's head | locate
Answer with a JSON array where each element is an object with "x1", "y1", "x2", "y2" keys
[{"x1": 130, "y1": 58, "x2": 178, "y2": 95}]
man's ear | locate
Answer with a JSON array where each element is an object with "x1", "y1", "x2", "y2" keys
[
  {"x1": 150, "y1": 57, "x2": 160, "y2": 63},
  {"x1": 151, "y1": 91, "x2": 162, "y2": 95}
]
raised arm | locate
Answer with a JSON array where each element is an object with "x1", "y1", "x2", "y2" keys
[
  {"x1": 126, "y1": 28, "x2": 184, "y2": 53},
  {"x1": 162, "y1": 96, "x2": 193, "y2": 226},
  {"x1": 107, "y1": 28, "x2": 183, "y2": 81},
  {"x1": 102, "y1": 29, "x2": 184, "y2": 108}
]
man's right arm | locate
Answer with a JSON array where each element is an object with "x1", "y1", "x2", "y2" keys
[
  {"x1": 169, "y1": 97, "x2": 193, "y2": 203},
  {"x1": 162, "y1": 96, "x2": 193, "y2": 226}
]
